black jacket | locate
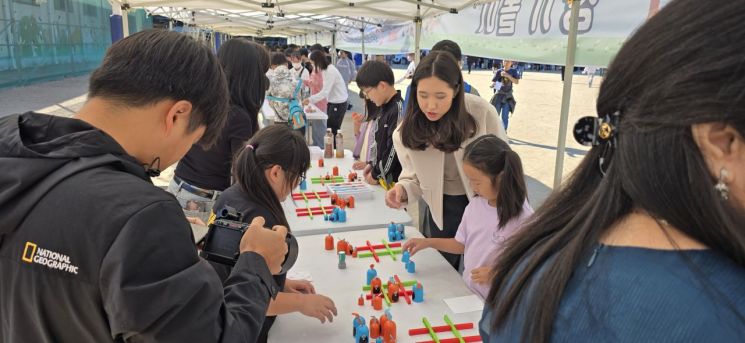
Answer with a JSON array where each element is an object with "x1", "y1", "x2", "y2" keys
[
  {"x1": 369, "y1": 92, "x2": 403, "y2": 184},
  {"x1": 0, "y1": 112, "x2": 278, "y2": 343},
  {"x1": 213, "y1": 185, "x2": 289, "y2": 343},
  {"x1": 175, "y1": 105, "x2": 256, "y2": 191}
]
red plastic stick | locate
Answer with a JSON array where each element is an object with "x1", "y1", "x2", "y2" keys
[
  {"x1": 292, "y1": 192, "x2": 329, "y2": 200},
  {"x1": 355, "y1": 242, "x2": 402, "y2": 251},
  {"x1": 408, "y1": 323, "x2": 474, "y2": 335},
  {"x1": 365, "y1": 240, "x2": 380, "y2": 263},
  {"x1": 394, "y1": 275, "x2": 412, "y2": 304},
  {"x1": 366, "y1": 290, "x2": 412, "y2": 300},
  {"x1": 415, "y1": 335, "x2": 482, "y2": 343}
]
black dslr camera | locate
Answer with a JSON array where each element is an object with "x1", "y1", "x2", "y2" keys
[{"x1": 200, "y1": 206, "x2": 298, "y2": 274}]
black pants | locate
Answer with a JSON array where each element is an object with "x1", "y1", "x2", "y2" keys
[
  {"x1": 327, "y1": 101, "x2": 348, "y2": 148},
  {"x1": 422, "y1": 194, "x2": 469, "y2": 270}
]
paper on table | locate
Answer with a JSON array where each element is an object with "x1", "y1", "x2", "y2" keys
[
  {"x1": 443, "y1": 294, "x2": 485, "y2": 314},
  {"x1": 286, "y1": 270, "x2": 313, "y2": 282}
]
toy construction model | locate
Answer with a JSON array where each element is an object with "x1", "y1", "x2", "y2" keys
[
  {"x1": 352, "y1": 313, "x2": 369, "y2": 343},
  {"x1": 387, "y1": 222, "x2": 406, "y2": 242},
  {"x1": 408, "y1": 315, "x2": 482, "y2": 343},
  {"x1": 366, "y1": 264, "x2": 378, "y2": 285},
  {"x1": 324, "y1": 207, "x2": 348, "y2": 222},
  {"x1": 325, "y1": 231, "x2": 335, "y2": 250},
  {"x1": 338, "y1": 251, "x2": 347, "y2": 269},
  {"x1": 355, "y1": 240, "x2": 403, "y2": 263},
  {"x1": 327, "y1": 182, "x2": 374, "y2": 200},
  {"x1": 330, "y1": 193, "x2": 356, "y2": 209},
  {"x1": 362, "y1": 274, "x2": 418, "y2": 308},
  {"x1": 292, "y1": 191, "x2": 330, "y2": 201},
  {"x1": 311, "y1": 173, "x2": 346, "y2": 184},
  {"x1": 337, "y1": 239, "x2": 355, "y2": 256},
  {"x1": 294, "y1": 190, "x2": 333, "y2": 219}
]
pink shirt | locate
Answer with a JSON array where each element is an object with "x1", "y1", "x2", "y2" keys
[
  {"x1": 454, "y1": 197, "x2": 534, "y2": 299},
  {"x1": 305, "y1": 70, "x2": 328, "y2": 112}
]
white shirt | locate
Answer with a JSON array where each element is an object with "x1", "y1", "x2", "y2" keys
[
  {"x1": 309, "y1": 65, "x2": 349, "y2": 104},
  {"x1": 292, "y1": 66, "x2": 310, "y2": 81},
  {"x1": 396, "y1": 60, "x2": 417, "y2": 84}
]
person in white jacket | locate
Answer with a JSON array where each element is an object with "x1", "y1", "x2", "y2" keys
[
  {"x1": 303, "y1": 50, "x2": 349, "y2": 148},
  {"x1": 385, "y1": 51, "x2": 508, "y2": 270},
  {"x1": 336, "y1": 50, "x2": 357, "y2": 110}
]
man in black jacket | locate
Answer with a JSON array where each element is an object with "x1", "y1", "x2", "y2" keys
[
  {"x1": 0, "y1": 29, "x2": 288, "y2": 343},
  {"x1": 356, "y1": 60, "x2": 404, "y2": 190}
]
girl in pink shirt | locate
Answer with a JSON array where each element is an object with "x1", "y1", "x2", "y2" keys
[{"x1": 403, "y1": 134, "x2": 533, "y2": 299}]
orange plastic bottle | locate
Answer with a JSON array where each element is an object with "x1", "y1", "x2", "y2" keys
[
  {"x1": 370, "y1": 316, "x2": 380, "y2": 338},
  {"x1": 324, "y1": 234, "x2": 334, "y2": 251}
]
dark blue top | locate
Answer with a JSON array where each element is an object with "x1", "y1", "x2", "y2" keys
[
  {"x1": 491, "y1": 68, "x2": 520, "y2": 94},
  {"x1": 480, "y1": 245, "x2": 745, "y2": 342}
]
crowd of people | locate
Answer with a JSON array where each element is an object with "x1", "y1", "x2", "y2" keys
[{"x1": 1, "y1": 0, "x2": 744, "y2": 342}]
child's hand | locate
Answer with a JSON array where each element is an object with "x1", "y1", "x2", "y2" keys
[
  {"x1": 385, "y1": 184, "x2": 408, "y2": 209},
  {"x1": 186, "y1": 217, "x2": 206, "y2": 226},
  {"x1": 300, "y1": 294, "x2": 337, "y2": 323},
  {"x1": 352, "y1": 161, "x2": 367, "y2": 170},
  {"x1": 285, "y1": 279, "x2": 316, "y2": 294},
  {"x1": 352, "y1": 112, "x2": 365, "y2": 123},
  {"x1": 470, "y1": 266, "x2": 493, "y2": 285},
  {"x1": 402, "y1": 238, "x2": 430, "y2": 257},
  {"x1": 363, "y1": 165, "x2": 377, "y2": 185}
]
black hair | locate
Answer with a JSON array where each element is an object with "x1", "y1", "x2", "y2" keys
[
  {"x1": 283, "y1": 48, "x2": 294, "y2": 57},
  {"x1": 355, "y1": 60, "x2": 395, "y2": 88},
  {"x1": 488, "y1": 1, "x2": 745, "y2": 342},
  {"x1": 463, "y1": 135, "x2": 527, "y2": 229},
  {"x1": 399, "y1": 51, "x2": 476, "y2": 153},
  {"x1": 217, "y1": 38, "x2": 270, "y2": 134},
  {"x1": 270, "y1": 52, "x2": 288, "y2": 67},
  {"x1": 309, "y1": 50, "x2": 329, "y2": 71},
  {"x1": 431, "y1": 39, "x2": 462, "y2": 61},
  {"x1": 88, "y1": 29, "x2": 228, "y2": 148},
  {"x1": 310, "y1": 43, "x2": 324, "y2": 52},
  {"x1": 299, "y1": 48, "x2": 310, "y2": 57},
  {"x1": 363, "y1": 98, "x2": 380, "y2": 122},
  {"x1": 232, "y1": 125, "x2": 310, "y2": 229}
]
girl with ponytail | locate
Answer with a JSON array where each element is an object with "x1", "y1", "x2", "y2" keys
[
  {"x1": 402, "y1": 134, "x2": 532, "y2": 299},
  {"x1": 212, "y1": 125, "x2": 337, "y2": 342}
]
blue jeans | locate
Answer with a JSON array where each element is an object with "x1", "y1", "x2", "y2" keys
[
  {"x1": 497, "y1": 102, "x2": 511, "y2": 131},
  {"x1": 311, "y1": 119, "x2": 327, "y2": 148}
]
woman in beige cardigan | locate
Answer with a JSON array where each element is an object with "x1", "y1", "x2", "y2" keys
[{"x1": 385, "y1": 51, "x2": 508, "y2": 269}]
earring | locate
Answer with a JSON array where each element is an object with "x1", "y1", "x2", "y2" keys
[{"x1": 714, "y1": 167, "x2": 730, "y2": 201}]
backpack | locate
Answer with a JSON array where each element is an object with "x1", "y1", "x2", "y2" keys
[{"x1": 267, "y1": 79, "x2": 306, "y2": 130}]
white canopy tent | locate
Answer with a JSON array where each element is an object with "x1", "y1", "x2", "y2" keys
[
  {"x1": 116, "y1": 0, "x2": 474, "y2": 64},
  {"x1": 112, "y1": 0, "x2": 660, "y2": 188}
]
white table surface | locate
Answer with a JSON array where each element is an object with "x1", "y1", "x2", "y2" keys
[
  {"x1": 261, "y1": 101, "x2": 328, "y2": 121},
  {"x1": 283, "y1": 153, "x2": 412, "y2": 236},
  {"x1": 268, "y1": 227, "x2": 484, "y2": 343}
]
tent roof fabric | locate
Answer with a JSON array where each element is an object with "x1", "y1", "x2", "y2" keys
[{"x1": 127, "y1": 0, "x2": 477, "y2": 36}]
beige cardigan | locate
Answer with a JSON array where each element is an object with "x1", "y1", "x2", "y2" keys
[{"x1": 393, "y1": 93, "x2": 508, "y2": 230}]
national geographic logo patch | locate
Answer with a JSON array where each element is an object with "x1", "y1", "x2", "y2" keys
[{"x1": 21, "y1": 242, "x2": 79, "y2": 275}]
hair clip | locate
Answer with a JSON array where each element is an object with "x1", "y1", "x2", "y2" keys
[
  {"x1": 573, "y1": 111, "x2": 620, "y2": 147},
  {"x1": 573, "y1": 111, "x2": 620, "y2": 176}
]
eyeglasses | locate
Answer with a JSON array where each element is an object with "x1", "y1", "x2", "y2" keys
[{"x1": 361, "y1": 87, "x2": 375, "y2": 97}]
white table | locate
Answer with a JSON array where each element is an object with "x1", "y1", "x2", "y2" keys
[
  {"x1": 261, "y1": 101, "x2": 328, "y2": 144},
  {"x1": 268, "y1": 227, "x2": 484, "y2": 342},
  {"x1": 283, "y1": 153, "x2": 412, "y2": 236}
]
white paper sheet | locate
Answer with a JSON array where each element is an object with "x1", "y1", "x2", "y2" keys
[{"x1": 443, "y1": 294, "x2": 485, "y2": 314}]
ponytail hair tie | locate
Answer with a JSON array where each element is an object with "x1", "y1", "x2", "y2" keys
[{"x1": 246, "y1": 144, "x2": 255, "y2": 150}]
